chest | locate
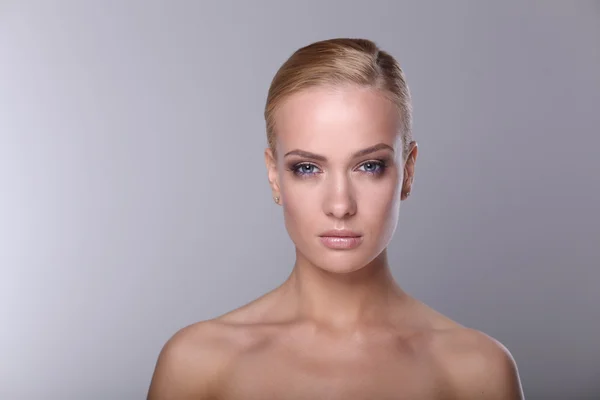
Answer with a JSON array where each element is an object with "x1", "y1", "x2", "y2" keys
[{"x1": 218, "y1": 340, "x2": 451, "y2": 400}]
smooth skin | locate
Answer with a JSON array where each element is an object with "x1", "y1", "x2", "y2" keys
[{"x1": 147, "y1": 85, "x2": 524, "y2": 399}]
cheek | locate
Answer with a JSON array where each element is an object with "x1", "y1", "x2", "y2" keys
[
  {"x1": 357, "y1": 174, "x2": 402, "y2": 235},
  {"x1": 279, "y1": 170, "x2": 402, "y2": 238},
  {"x1": 358, "y1": 183, "x2": 399, "y2": 220},
  {"x1": 280, "y1": 178, "x2": 321, "y2": 233}
]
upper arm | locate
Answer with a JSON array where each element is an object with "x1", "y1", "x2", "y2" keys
[
  {"x1": 147, "y1": 324, "x2": 225, "y2": 400},
  {"x1": 446, "y1": 330, "x2": 525, "y2": 400}
]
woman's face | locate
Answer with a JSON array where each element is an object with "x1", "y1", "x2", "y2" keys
[{"x1": 265, "y1": 85, "x2": 416, "y2": 273}]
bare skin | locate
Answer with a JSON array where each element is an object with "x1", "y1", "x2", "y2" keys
[
  {"x1": 147, "y1": 277, "x2": 523, "y2": 399},
  {"x1": 147, "y1": 85, "x2": 524, "y2": 399}
]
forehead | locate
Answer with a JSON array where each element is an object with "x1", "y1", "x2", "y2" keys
[{"x1": 274, "y1": 85, "x2": 402, "y2": 156}]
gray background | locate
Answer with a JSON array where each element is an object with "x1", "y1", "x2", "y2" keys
[{"x1": 1, "y1": 1, "x2": 598, "y2": 399}]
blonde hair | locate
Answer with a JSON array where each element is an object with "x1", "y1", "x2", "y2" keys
[{"x1": 264, "y1": 38, "x2": 413, "y2": 159}]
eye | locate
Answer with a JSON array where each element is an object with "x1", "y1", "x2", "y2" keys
[
  {"x1": 292, "y1": 163, "x2": 322, "y2": 177},
  {"x1": 357, "y1": 160, "x2": 386, "y2": 175}
]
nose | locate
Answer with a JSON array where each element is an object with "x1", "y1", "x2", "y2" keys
[{"x1": 322, "y1": 173, "x2": 357, "y2": 219}]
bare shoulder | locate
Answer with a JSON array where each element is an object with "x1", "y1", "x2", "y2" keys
[
  {"x1": 146, "y1": 295, "x2": 279, "y2": 400},
  {"x1": 403, "y1": 299, "x2": 524, "y2": 398},
  {"x1": 146, "y1": 319, "x2": 240, "y2": 400},
  {"x1": 433, "y1": 327, "x2": 525, "y2": 400}
]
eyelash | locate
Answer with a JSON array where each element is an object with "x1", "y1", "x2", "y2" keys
[{"x1": 288, "y1": 160, "x2": 389, "y2": 178}]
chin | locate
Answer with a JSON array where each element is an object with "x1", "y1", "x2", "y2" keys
[
  {"x1": 318, "y1": 262, "x2": 366, "y2": 274},
  {"x1": 311, "y1": 248, "x2": 379, "y2": 274}
]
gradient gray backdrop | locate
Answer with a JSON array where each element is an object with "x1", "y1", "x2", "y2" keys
[{"x1": 1, "y1": 1, "x2": 599, "y2": 399}]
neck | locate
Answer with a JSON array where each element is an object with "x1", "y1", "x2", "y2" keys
[{"x1": 280, "y1": 249, "x2": 408, "y2": 330}]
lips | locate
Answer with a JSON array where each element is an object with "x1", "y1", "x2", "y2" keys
[
  {"x1": 319, "y1": 229, "x2": 362, "y2": 238},
  {"x1": 318, "y1": 230, "x2": 363, "y2": 250}
]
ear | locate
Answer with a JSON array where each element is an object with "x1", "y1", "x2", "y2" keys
[
  {"x1": 264, "y1": 147, "x2": 282, "y2": 204},
  {"x1": 401, "y1": 141, "x2": 418, "y2": 201}
]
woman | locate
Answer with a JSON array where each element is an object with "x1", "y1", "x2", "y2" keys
[{"x1": 147, "y1": 38, "x2": 524, "y2": 399}]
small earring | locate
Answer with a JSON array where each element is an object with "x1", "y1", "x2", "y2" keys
[
  {"x1": 274, "y1": 196, "x2": 280, "y2": 204},
  {"x1": 405, "y1": 192, "x2": 411, "y2": 197}
]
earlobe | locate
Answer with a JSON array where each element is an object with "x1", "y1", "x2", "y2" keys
[
  {"x1": 264, "y1": 147, "x2": 281, "y2": 201},
  {"x1": 401, "y1": 142, "x2": 418, "y2": 200}
]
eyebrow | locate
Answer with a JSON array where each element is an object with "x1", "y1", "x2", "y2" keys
[{"x1": 283, "y1": 143, "x2": 395, "y2": 161}]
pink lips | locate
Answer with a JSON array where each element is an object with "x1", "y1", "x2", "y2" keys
[{"x1": 318, "y1": 230, "x2": 363, "y2": 250}]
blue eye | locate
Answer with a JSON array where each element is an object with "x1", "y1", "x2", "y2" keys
[
  {"x1": 293, "y1": 163, "x2": 321, "y2": 176},
  {"x1": 358, "y1": 160, "x2": 386, "y2": 175},
  {"x1": 289, "y1": 160, "x2": 388, "y2": 178}
]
